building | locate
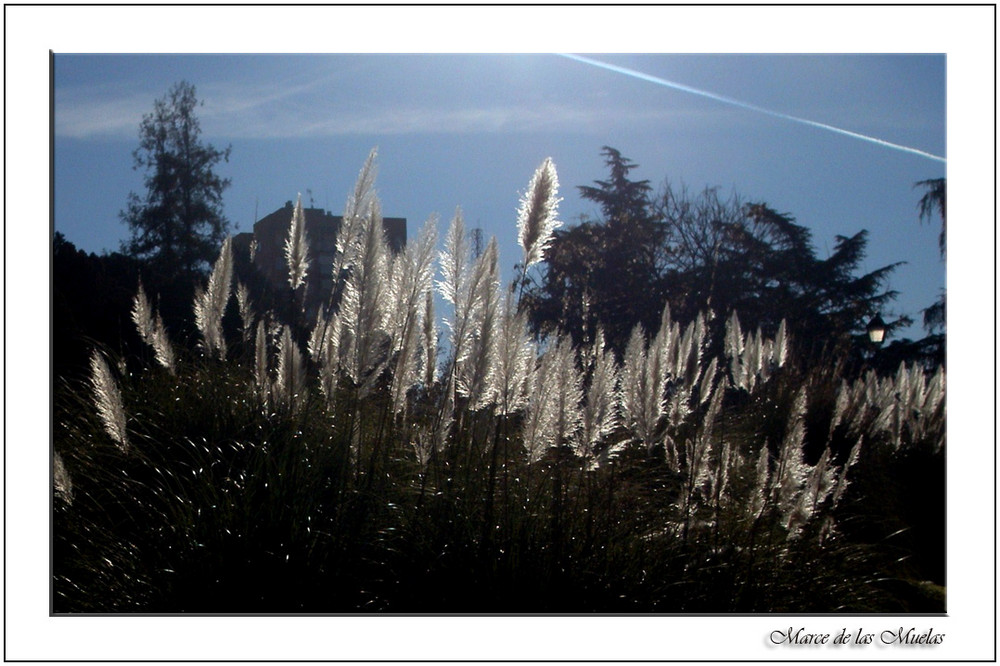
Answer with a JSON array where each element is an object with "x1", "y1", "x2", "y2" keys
[{"x1": 233, "y1": 201, "x2": 406, "y2": 314}]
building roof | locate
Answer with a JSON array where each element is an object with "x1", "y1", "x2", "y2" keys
[{"x1": 254, "y1": 200, "x2": 406, "y2": 252}]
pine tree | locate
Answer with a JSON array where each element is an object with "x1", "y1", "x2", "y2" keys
[{"x1": 120, "y1": 81, "x2": 231, "y2": 280}]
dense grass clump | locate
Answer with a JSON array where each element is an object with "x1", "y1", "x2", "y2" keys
[{"x1": 53, "y1": 151, "x2": 945, "y2": 613}]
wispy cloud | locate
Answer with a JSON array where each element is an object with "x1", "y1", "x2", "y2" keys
[
  {"x1": 56, "y1": 72, "x2": 712, "y2": 140},
  {"x1": 264, "y1": 102, "x2": 692, "y2": 139},
  {"x1": 55, "y1": 75, "x2": 337, "y2": 140},
  {"x1": 55, "y1": 88, "x2": 153, "y2": 139}
]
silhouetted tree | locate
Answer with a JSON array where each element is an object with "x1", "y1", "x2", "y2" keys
[
  {"x1": 677, "y1": 201, "x2": 908, "y2": 359},
  {"x1": 916, "y1": 177, "x2": 946, "y2": 259},
  {"x1": 526, "y1": 148, "x2": 908, "y2": 361},
  {"x1": 524, "y1": 147, "x2": 668, "y2": 351},
  {"x1": 915, "y1": 178, "x2": 946, "y2": 334},
  {"x1": 120, "y1": 81, "x2": 231, "y2": 281}
]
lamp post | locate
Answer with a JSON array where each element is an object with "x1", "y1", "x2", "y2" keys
[{"x1": 866, "y1": 314, "x2": 887, "y2": 345}]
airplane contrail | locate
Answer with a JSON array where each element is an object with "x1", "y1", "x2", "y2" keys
[{"x1": 558, "y1": 53, "x2": 946, "y2": 164}]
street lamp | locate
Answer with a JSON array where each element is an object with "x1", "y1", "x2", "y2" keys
[{"x1": 866, "y1": 314, "x2": 887, "y2": 345}]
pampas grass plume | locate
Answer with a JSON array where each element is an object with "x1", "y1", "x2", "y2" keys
[
  {"x1": 517, "y1": 157, "x2": 562, "y2": 269},
  {"x1": 132, "y1": 281, "x2": 176, "y2": 373},
  {"x1": 285, "y1": 194, "x2": 310, "y2": 290},
  {"x1": 89, "y1": 350, "x2": 129, "y2": 453},
  {"x1": 194, "y1": 236, "x2": 233, "y2": 359}
]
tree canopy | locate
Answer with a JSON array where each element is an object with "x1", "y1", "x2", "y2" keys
[
  {"x1": 522, "y1": 147, "x2": 669, "y2": 352},
  {"x1": 120, "y1": 81, "x2": 232, "y2": 281},
  {"x1": 915, "y1": 177, "x2": 945, "y2": 335},
  {"x1": 525, "y1": 147, "x2": 910, "y2": 362}
]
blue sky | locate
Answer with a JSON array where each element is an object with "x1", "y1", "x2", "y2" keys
[{"x1": 55, "y1": 52, "x2": 946, "y2": 339}]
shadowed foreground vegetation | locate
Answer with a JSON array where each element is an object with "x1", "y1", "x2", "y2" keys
[{"x1": 53, "y1": 152, "x2": 945, "y2": 613}]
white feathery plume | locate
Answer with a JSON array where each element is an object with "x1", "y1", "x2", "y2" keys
[
  {"x1": 390, "y1": 308, "x2": 421, "y2": 414},
  {"x1": 329, "y1": 149, "x2": 380, "y2": 306},
  {"x1": 132, "y1": 280, "x2": 154, "y2": 343},
  {"x1": 922, "y1": 366, "x2": 946, "y2": 452},
  {"x1": 679, "y1": 312, "x2": 706, "y2": 386},
  {"x1": 829, "y1": 436, "x2": 864, "y2": 510},
  {"x1": 746, "y1": 329, "x2": 766, "y2": 391},
  {"x1": 522, "y1": 337, "x2": 581, "y2": 462},
  {"x1": 387, "y1": 217, "x2": 439, "y2": 412},
  {"x1": 652, "y1": 304, "x2": 676, "y2": 375},
  {"x1": 868, "y1": 376, "x2": 895, "y2": 436},
  {"x1": 421, "y1": 289, "x2": 438, "y2": 387},
  {"x1": 150, "y1": 311, "x2": 176, "y2": 374},
  {"x1": 274, "y1": 325, "x2": 306, "y2": 408},
  {"x1": 438, "y1": 209, "x2": 490, "y2": 400},
  {"x1": 666, "y1": 318, "x2": 706, "y2": 433},
  {"x1": 819, "y1": 435, "x2": 865, "y2": 543},
  {"x1": 89, "y1": 350, "x2": 129, "y2": 453},
  {"x1": 724, "y1": 311, "x2": 743, "y2": 360},
  {"x1": 321, "y1": 312, "x2": 346, "y2": 403},
  {"x1": 235, "y1": 281, "x2": 254, "y2": 340},
  {"x1": 550, "y1": 335, "x2": 584, "y2": 452},
  {"x1": 54, "y1": 451, "x2": 73, "y2": 505},
  {"x1": 494, "y1": 291, "x2": 535, "y2": 415},
  {"x1": 285, "y1": 194, "x2": 310, "y2": 290},
  {"x1": 838, "y1": 365, "x2": 943, "y2": 452},
  {"x1": 339, "y1": 199, "x2": 392, "y2": 388},
  {"x1": 900, "y1": 365, "x2": 923, "y2": 444},
  {"x1": 580, "y1": 328, "x2": 620, "y2": 456},
  {"x1": 522, "y1": 347, "x2": 558, "y2": 463},
  {"x1": 828, "y1": 380, "x2": 850, "y2": 439},
  {"x1": 748, "y1": 444, "x2": 771, "y2": 521},
  {"x1": 647, "y1": 310, "x2": 674, "y2": 395},
  {"x1": 924, "y1": 366, "x2": 945, "y2": 415},
  {"x1": 193, "y1": 236, "x2": 233, "y2": 359},
  {"x1": 894, "y1": 363, "x2": 911, "y2": 406},
  {"x1": 697, "y1": 356, "x2": 719, "y2": 406},
  {"x1": 622, "y1": 305, "x2": 675, "y2": 453},
  {"x1": 674, "y1": 317, "x2": 696, "y2": 380},
  {"x1": 254, "y1": 319, "x2": 269, "y2": 396},
  {"x1": 309, "y1": 310, "x2": 339, "y2": 403},
  {"x1": 678, "y1": 429, "x2": 715, "y2": 520},
  {"x1": 458, "y1": 237, "x2": 501, "y2": 409},
  {"x1": 343, "y1": 148, "x2": 379, "y2": 237},
  {"x1": 132, "y1": 281, "x2": 176, "y2": 374},
  {"x1": 808, "y1": 448, "x2": 838, "y2": 511},
  {"x1": 308, "y1": 310, "x2": 329, "y2": 363},
  {"x1": 724, "y1": 311, "x2": 746, "y2": 390},
  {"x1": 516, "y1": 157, "x2": 562, "y2": 269},
  {"x1": 385, "y1": 237, "x2": 420, "y2": 413},
  {"x1": 673, "y1": 380, "x2": 723, "y2": 492},
  {"x1": 620, "y1": 325, "x2": 657, "y2": 451},
  {"x1": 905, "y1": 363, "x2": 926, "y2": 407},
  {"x1": 773, "y1": 319, "x2": 789, "y2": 368},
  {"x1": 759, "y1": 337, "x2": 775, "y2": 384},
  {"x1": 437, "y1": 208, "x2": 469, "y2": 309},
  {"x1": 774, "y1": 386, "x2": 810, "y2": 529},
  {"x1": 620, "y1": 326, "x2": 645, "y2": 419},
  {"x1": 705, "y1": 438, "x2": 737, "y2": 515},
  {"x1": 433, "y1": 380, "x2": 456, "y2": 453},
  {"x1": 787, "y1": 447, "x2": 838, "y2": 538},
  {"x1": 387, "y1": 215, "x2": 438, "y2": 343}
]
